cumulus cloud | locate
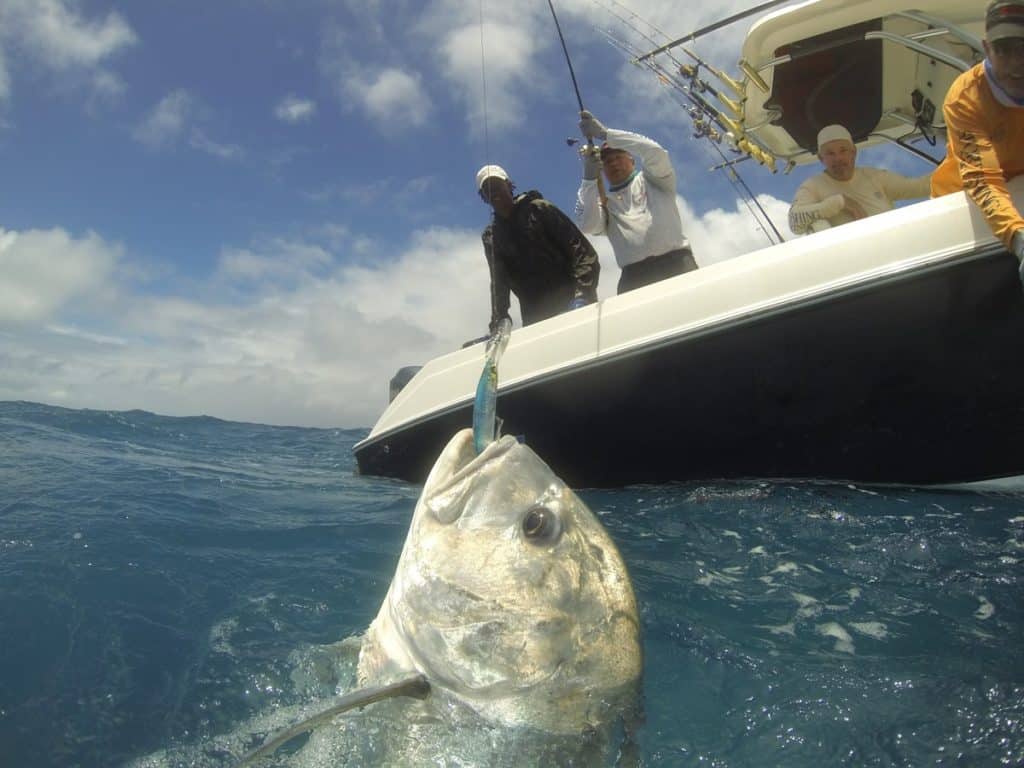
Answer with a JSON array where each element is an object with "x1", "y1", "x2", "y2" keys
[
  {"x1": 274, "y1": 95, "x2": 317, "y2": 123},
  {"x1": 133, "y1": 91, "x2": 242, "y2": 159},
  {"x1": 217, "y1": 239, "x2": 333, "y2": 284},
  {"x1": 682, "y1": 193, "x2": 791, "y2": 265},
  {"x1": 438, "y1": 21, "x2": 543, "y2": 134},
  {"x1": 411, "y1": 0, "x2": 782, "y2": 137},
  {"x1": 0, "y1": 226, "x2": 120, "y2": 326},
  {"x1": 0, "y1": 192, "x2": 791, "y2": 428},
  {"x1": 1, "y1": 0, "x2": 137, "y2": 67},
  {"x1": 0, "y1": 223, "x2": 491, "y2": 427},
  {"x1": 0, "y1": 0, "x2": 136, "y2": 104},
  {"x1": 341, "y1": 66, "x2": 431, "y2": 129}
]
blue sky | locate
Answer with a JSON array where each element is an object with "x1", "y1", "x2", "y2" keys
[{"x1": 0, "y1": 0, "x2": 938, "y2": 427}]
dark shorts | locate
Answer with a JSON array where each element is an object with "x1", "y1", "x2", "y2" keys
[{"x1": 617, "y1": 247, "x2": 698, "y2": 295}]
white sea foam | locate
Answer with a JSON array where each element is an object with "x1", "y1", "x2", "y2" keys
[
  {"x1": 696, "y1": 570, "x2": 740, "y2": 587},
  {"x1": 761, "y1": 622, "x2": 796, "y2": 637},
  {"x1": 816, "y1": 622, "x2": 855, "y2": 654},
  {"x1": 975, "y1": 597, "x2": 995, "y2": 620},
  {"x1": 850, "y1": 622, "x2": 888, "y2": 640},
  {"x1": 792, "y1": 592, "x2": 821, "y2": 619}
]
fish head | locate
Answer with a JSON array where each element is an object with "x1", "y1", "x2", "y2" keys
[{"x1": 358, "y1": 428, "x2": 641, "y2": 734}]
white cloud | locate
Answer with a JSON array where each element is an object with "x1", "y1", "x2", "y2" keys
[
  {"x1": 2, "y1": 0, "x2": 137, "y2": 68},
  {"x1": 0, "y1": 223, "x2": 493, "y2": 427},
  {"x1": 319, "y1": 19, "x2": 433, "y2": 130},
  {"x1": 0, "y1": 51, "x2": 9, "y2": 103},
  {"x1": 189, "y1": 127, "x2": 243, "y2": 160},
  {"x1": 132, "y1": 92, "x2": 241, "y2": 159},
  {"x1": 90, "y1": 69, "x2": 126, "y2": 101},
  {"x1": 274, "y1": 95, "x2": 317, "y2": 123},
  {"x1": 0, "y1": 0, "x2": 136, "y2": 104},
  {"x1": 0, "y1": 193, "x2": 792, "y2": 428},
  {"x1": 0, "y1": 226, "x2": 120, "y2": 326},
  {"x1": 133, "y1": 89, "x2": 192, "y2": 148},
  {"x1": 437, "y1": 21, "x2": 545, "y2": 134},
  {"x1": 343, "y1": 66, "x2": 431, "y2": 129},
  {"x1": 681, "y1": 193, "x2": 791, "y2": 265},
  {"x1": 217, "y1": 239, "x2": 333, "y2": 283}
]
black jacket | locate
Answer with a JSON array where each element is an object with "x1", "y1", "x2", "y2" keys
[{"x1": 482, "y1": 190, "x2": 599, "y2": 331}]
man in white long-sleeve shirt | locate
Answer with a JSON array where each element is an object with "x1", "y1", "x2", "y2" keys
[
  {"x1": 575, "y1": 111, "x2": 697, "y2": 294},
  {"x1": 788, "y1": 124, "x2": 932, "y2": 235}
]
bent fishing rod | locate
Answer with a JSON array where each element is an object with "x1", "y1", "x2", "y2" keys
[
  {"x1": 634, "y1": 0, "x2": 794, "y2": 62},
  {"x1": 599, "y1": 28, "x2": 783, "y2": 245},
  {"x1": 545, "y1": 0, "x2": 609, "y2": 215}
]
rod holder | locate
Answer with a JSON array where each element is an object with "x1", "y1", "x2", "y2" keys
[{"x1": 738, "y1": 60, "x2": 769, "y2": 93}]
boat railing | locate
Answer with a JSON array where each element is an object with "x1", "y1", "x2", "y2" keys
[
  {"x1": 892, "y1": 10, "x2": 983, "y2": 56},
  {"x1": 751, "y1": 16, "x2": 980, "y2": 81}
]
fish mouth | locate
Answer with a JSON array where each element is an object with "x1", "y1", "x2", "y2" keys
[{"x1": 422, "y1": 429, "x2": 518, "y2": 523}]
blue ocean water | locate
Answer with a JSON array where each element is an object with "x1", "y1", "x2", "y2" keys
[{"x1": 1, "y1": 400, "x2": 1022, "y2": 767}]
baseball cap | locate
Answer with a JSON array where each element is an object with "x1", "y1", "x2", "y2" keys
[
  {"x1": 599, "y1": 142, "x2": 629, "y2": 158},
  {"x1": 816, "y1": 124, "x2": 853, "y2": 151},
  {"x1": 987, "y1": 1, "x2": 1024, "y2": 42},
  {"x1": 476, "y1": 164, "x2": 509, "y2": 191}
]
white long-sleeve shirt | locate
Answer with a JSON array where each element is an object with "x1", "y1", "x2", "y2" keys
[
  {"x1": 575, "y1": 128, "x2": 690, "y2": 268},
  {"x1": 788, "y1": 167, "x2": 932, "y2": 235}
]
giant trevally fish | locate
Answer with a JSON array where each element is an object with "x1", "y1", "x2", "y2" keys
[{"x1": 238, "y1": 427, "x2": 642, "y2": 765}]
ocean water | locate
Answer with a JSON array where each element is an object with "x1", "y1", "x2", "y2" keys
[{"x1": 1, "y1": 400, "x2": 1022, "y2": 767}]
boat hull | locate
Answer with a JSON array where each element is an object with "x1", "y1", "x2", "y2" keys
[{"x1": 355, "y1": 247, "x2": 1024, "y2": 487}]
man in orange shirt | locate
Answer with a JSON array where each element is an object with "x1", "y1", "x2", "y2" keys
[{"x1": 932, "y1": 1, "x2": 1024, "y2": 278}]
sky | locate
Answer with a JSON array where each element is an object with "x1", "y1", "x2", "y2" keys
[{"x1": 0, "y1": 0, "x2": 940, "y2": 429}]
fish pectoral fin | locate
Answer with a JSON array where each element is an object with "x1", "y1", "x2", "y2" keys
[{"x1": 233, "y1": 674, "x2": 431, "y2": 767}]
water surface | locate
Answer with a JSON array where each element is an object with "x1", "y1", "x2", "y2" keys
[{"x1": 1, "y1": 401, "x2": 1021, "y2": 766}]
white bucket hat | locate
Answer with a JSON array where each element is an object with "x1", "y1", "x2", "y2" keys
[
  {"x1": 816, "y1": 124, "x2": 853, "y2": 152},
  {"x1": 476, "y1": 164, "x2": 510, "y2": 191}
]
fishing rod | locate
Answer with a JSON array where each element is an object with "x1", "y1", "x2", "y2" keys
[
  {"x1": 545, "y1": 0, "x2": 609, "y2": 215},
  {"x1": 592, "y1": 0, "x2": 783, "y2": 242},
  {"x1": 601, "y1": 30, "x2": 782, "y2": 245},
  {"x1": 634, "y1": 0, "x2": 795, "y2": 62},
  {"x1": 595, "y1": 0, "x2": 761, "y2": 141}
]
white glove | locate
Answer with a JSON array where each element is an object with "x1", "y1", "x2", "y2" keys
[
  {"x1": 578, "y1": 110, "x2": 607, "y2": 141},
  {"x1": 821, "y1": 194, "x2": 845, "y2": 219},
  {"x1": 580, "y1": 145, "x2": 602, "y2": 180}
]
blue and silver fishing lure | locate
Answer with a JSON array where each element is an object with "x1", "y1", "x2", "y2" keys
[{"x1": 472, "y1": 318, "x2": 512, "y2": 454}]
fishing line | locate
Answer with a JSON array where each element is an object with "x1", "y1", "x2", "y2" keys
[
  {"x1": 599, "y1": 27, "x2": 780, "y2": 245},
  {"x1": 545, "y1": 0, "x2": 609, "y2": 217},
  {"x1": 478, "y1": 0, "x2": 491, "y2": 167},
  {"x1": 634, "y1": 0, "x2": 795, "y2": 62},
  {"x1": 591, "y1": 0, "x2": 783, "y2": 244},
  {"x1": 546, "y1": 0, "x2": 586, "y2": 114}
]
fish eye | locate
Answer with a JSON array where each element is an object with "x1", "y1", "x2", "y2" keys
[{"x1": 522, "y1": 506, "x2": 561, "y2": 544}]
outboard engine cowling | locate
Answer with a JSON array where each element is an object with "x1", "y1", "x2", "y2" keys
[{"x1": 389, "y1": 366, "x2": 422, "y2": 402}]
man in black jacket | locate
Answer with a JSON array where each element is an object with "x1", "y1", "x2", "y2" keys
[{"x1": 477, "y1": 164, "x2": 599, "y2": 334}]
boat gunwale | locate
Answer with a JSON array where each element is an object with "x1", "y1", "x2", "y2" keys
[{"x1": 353, "y1": 239, "x2": 1006, "y2": 454}]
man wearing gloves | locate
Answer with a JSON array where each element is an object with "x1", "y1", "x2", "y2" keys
[
  {"x1": 788, "y1": 124, "x2": 931, "y2": 235},
  {"x1": 575, "y1": 111, "x2": 697, "y2": 294},
  {"x1": 477, "y1": 164, "x2": 599, "y2": 334},
  {"x1": 932, "y1": 0, "x2": 1024, "y2": 281}
]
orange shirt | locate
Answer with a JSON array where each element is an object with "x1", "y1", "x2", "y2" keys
[{"x1": 931, "y1": 62, "x2": 1024, "y2": 248}]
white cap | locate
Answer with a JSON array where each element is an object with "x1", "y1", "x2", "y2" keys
[
  {"x1": 816, "y1": 124, "x2": 853, "y2": 151},
  {"x1": 476, "y1": 164, "x2": 509, "y2": 191}
]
